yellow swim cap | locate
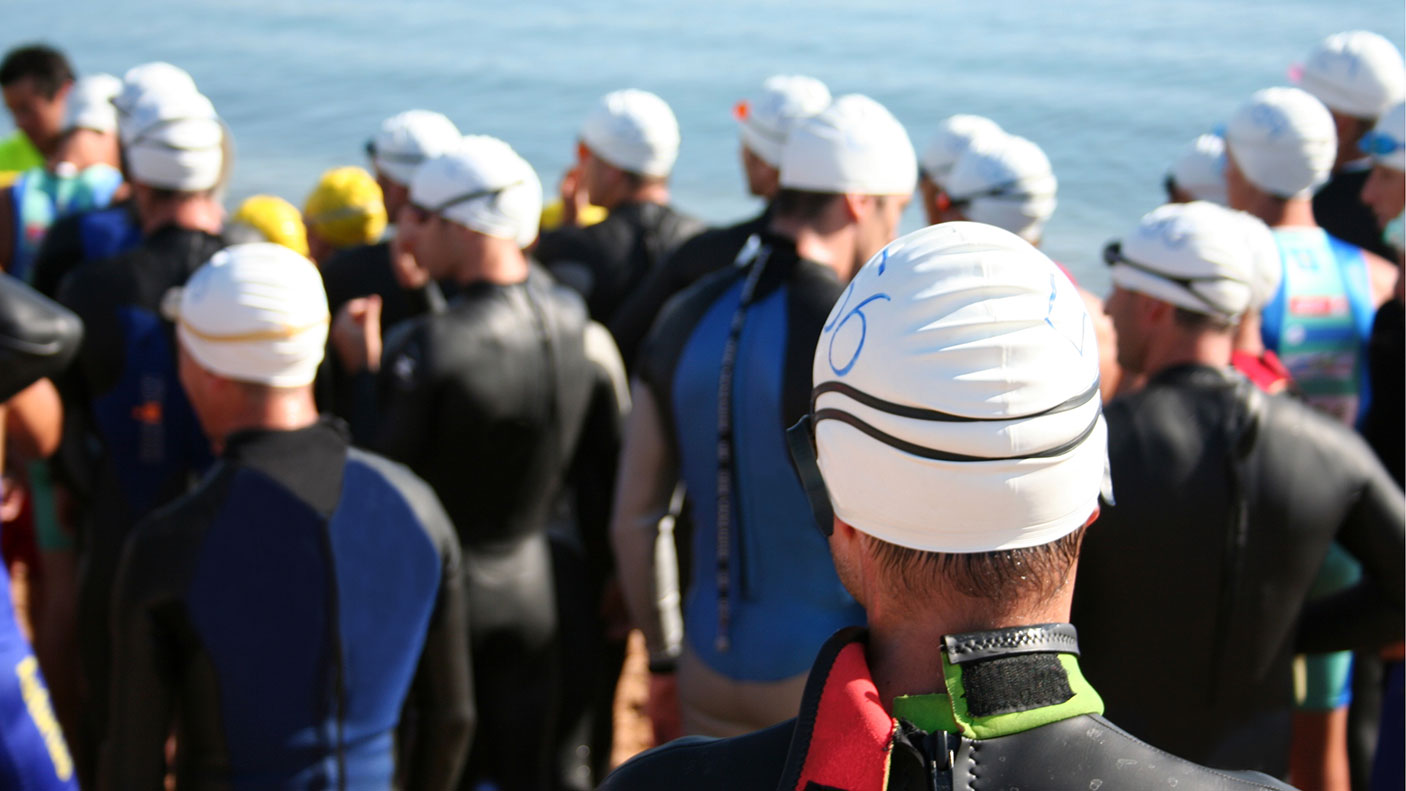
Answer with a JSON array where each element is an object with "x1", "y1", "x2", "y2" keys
[
  {"x1": 231, "y1": 195, "x2": 310, "y2": 257},
  {"x1": 539, "y1": 198, "x2": 609, "y2": 230},
  {"x1": 304, "y1": 166, "x2": 388, "y2": 249}
]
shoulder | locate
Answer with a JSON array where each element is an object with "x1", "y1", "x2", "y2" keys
[
  {"x1": 601, "y1": 720, "x2": 794, "y2": 791},
  {"x1": 636, "y1": 264, "x2": 747, "y2": 389},
  {"x1": 344, "y1": 447, "x2": 457, "y2": 549},
  {"x1": 121, "y1": 464, "x2": 237, "y2": 592}
]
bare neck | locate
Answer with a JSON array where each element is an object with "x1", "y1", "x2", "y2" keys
[
  {"x1": 768, "y1": 213, "x2": 858, "y2": 282},
  {"x1": 1233, "y1": 312, "x2": 1265, "y2": 354},
  {"x1": 208, "y1": 390, "x2": 320, "y2": 454},
  {"x1": 1247, "y1": 195, "x2": 1317, "y2": 229},
  {"x1": 451, "y1": 237, "x2": 530, "y2": 287},
  {"x1": 864, "y1": 576, "x2": 1077, "y2": 709},
  {"x1": 1144, "y1": 326, "x2": 1234, "y2": 377}
]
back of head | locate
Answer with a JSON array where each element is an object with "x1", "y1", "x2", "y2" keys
[
  {"x1": 369, "y1": 109, "x2": 461, "y2": 187},
  {"x1": 735, "y1": 75, "x2": 831, "y2": 168},
  {"x1": 1167, "y1": 133, "x2": 1228, "y2": 205},
  {"x1": 114, "y1": 62, "x2": 197, "y2": 122},
  {"x1": 1361, "y1": 100, "x2": 1406, "y2": 172},
  {"x1": 0, "y1": 43, "x2": 73, "y2": 96},
  {"x1": 411, "y1": 135, "x2": 543, "y2": 248},
  {"x1": 944, "y1": 132, "x2": 1058, "y2": 243},
  {"x1": 1106, "y1": 201, "x2": 1271, "y2": 322},
  {"x1": 810, "y1": 222, "x2": 1106, "y2": 555},
  {"x1": 580, "y1": 89, "x2": 680, "y2": 178},
  {"x1": 1225, "y1": 87, "x2": 1336, "y2": 199},
  {"x1": 778, "y1": 93, "x2": 917, "y2": 197},
  {"x1": 230, "y1": 195, "x2": 310, "y2": 257},
  {"x1": 1297, "y1": 30, "x2": 1406, "y2": 121},
  {"x1": 177, "y1": 243, "x2": 329, "y2": 387},
  {"x1": 304, "y1": 166, "x2": 387, "y2": 250},
  {"x1": 64, "y1": 73, "x2": 122, "y2": 134},
  {"x1": 919, "y1": 114, "x2": 1003, "y2": 187},
  {"x1": 122, "y1": 89, "x2": 225, "y2": 192}
]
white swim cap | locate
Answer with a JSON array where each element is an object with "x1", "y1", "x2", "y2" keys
[
  {"x1": 779, "y1": 94, "x2": 917, "y2": 196},
  {"x1": 114, "y1": 62, "x2": 197, "y2": 121},
  {"x1": 734, "y1": 75, "x2": 831, "y2": 168},
  {"x1": 123, "y1": 90, "x2": 225, "y2": 192},
  {"x1": 1168, "y1": 133, "x2": 1228, "y2": 205},
  {"x1": 1297, "y1": 31, "x2": 1406, "y2": 120},
  {"x1": 919, "y1": 114, "x2": 1003, "y2": 187},
  {"x1": 64, "y1": 74, "x2": 122, "y2": 134},
  {"x1": 410, "y1": 135, "x2": 544, "y2": 248},
  {"x1": 1106, "y1": 201, "x2": 1266, "y2": 320},
  {"x1": 369, "y1": 110, "x2": 462, "y2": 187},
  {"x1": 580, "y1": 89, "x2": 680, "y2": 178},
  {"x1": 176, "y1": 243, "x2": 329, "y2": 387},
  {"x1": 944, "y1": 132, "x2": 1058, "y2": 244},
  {"x1": 1360, "y1": 100, "x2": 1406, "y2": 171},
  {"x1": 1225, "y1": 87, "x2": 1337, "y2": 199},
  {"x1": 811, "y1": 222, "x2": 1107, "y2": 553}
]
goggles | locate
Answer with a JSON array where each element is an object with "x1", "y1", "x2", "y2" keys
[
  {"x1": 1103, "y1": 240, "x2": 1245, "y2": 317},
  {"x1": 408, "y1": 181, "x2": 524, "y2": 223},
  {"x1": 1359, "y1": 129, "x2": 1405, "y2": 158},
  {"x1": 944, "y1": 179, "x2": 1032, "y2": 210},
  {"x1": 365, "y1": 140, "x2": 429, "y2": 166}
]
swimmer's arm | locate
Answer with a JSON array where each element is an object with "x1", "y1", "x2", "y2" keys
[
  {"x1": 401, "y1": 509, "x2": 473, "y2": 791},
  {"x1": 576, "y1": 323, "x2": 628, "y2": 585},
  {"x1": 99, "y1": 534, "x2": 175, "y2": 790},
  {"x1": 372, "y1": 327, "x2": 435, "y2": 467},
  {"x1": 1296, "y1": 438, "x2": 1405, "y2": 653},
  {"x1": 610, "y1": 381, "x2": 681, "y2": 664}
]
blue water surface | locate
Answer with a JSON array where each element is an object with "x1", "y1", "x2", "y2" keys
[{"x1": 4, "y1": 0, "x2": 1402, "y2": 290}]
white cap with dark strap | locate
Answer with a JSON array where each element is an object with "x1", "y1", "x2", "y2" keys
[
  {"x1": 810, "y1": 222, "x2": 1108, "y2": 553},
  {"x1": 779, "y1": 93, "x2": 917, "y2": 196},
  {"x1": 175, "y1": 243, "x2": 330, "y2": 387}
]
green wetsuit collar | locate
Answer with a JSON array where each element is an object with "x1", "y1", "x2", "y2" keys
[{"x1": 893, "y1": 623, "x2": 1103, "y2": 740}]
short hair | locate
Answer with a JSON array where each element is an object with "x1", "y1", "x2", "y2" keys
[
  {"x1": 773, "y1": 188, "x2": 841, "y2": 222},
  {"x1": 864, "y1": 525, "x2": 1087, "y2": 608},
  {"x1": 1172, "y1": 305, "x2": 1235, "y2": 333},
  {"x1": 0, "y1": 44, "x2": 74, "y2": 98}
]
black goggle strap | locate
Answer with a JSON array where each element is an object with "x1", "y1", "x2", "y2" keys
[
  {"x1": 791, "y1": 377, "x2": 1102, "y2": 533},
  {"x1": 786, "y1": 414, "x2": 834, "y2": 538},
  {"x1": 1103, "y1": 240, "x2": 1247, "y2": 317},
  {"x1": 365, "y1": 140, "x2": 429, "y2": 165},
  {"x1": 425, "y1": 181, "x2": 524, "y2": 215},
  {"x1": 946, "y1": 178, "x2": 1031, "y2": 205}
]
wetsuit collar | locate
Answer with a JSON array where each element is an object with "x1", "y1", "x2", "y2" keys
[
  {"x1": 779, "y1": 624, "x2": 1103, "y2": 791},
  {"x1": 221, "y1": 417, "x2": 350, "y2": 517}
]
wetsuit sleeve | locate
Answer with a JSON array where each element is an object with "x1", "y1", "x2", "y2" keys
[
  {"x1": 1296, "y1": 435, "x2": 1406, "y2": 654},
  {"x1": 99, "y1": 524, "x2": 179, "y2": 790},
  {"x1": 610, "y1": 381, "x2": 681, "y2": 664},
  {"x1": 401, "y1": 495, "x2": 474, "y2": 791},
  {"x1": 574, "y1": 323, "x2": 628, "y2": 586},
  {"x1": 0, "y1": 273, "x2": 83, "y2": 403}
]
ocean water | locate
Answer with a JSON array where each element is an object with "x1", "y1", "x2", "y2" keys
[{"x1": 4, "y1": 0, "x2": 1402, "y2": 291}]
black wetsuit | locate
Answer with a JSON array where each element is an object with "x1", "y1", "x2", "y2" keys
[
  {"x1": 536, "y1": 201, "x2": 703, "y2": 367},
  {"x1": 56, "y1": 224, "x2": 225, "y2": 783},
  {"x1": 1072, "y1": 364, "x2": 1406, "y2": 777},
  {"x1": 373, "y1": 266, "x2": 622, "y2": 791},
  {"x1": 30, "y1": 201, "x2": 143, "y2": 299},
  {"x1": 1314, "y1": 166, "x2": 1397, "y2": 262},
  {"x1": 602, "y1": 625, "x2": 1295, "y2": 790},
  {"x1": 1363, "y1": 297, "x2": 1404, "y2": 486},
  {"x1": 0, "y1": 273, "x2": 82, "y2": 402},
  {"x1": 609, "y1": 207, "x2": 769, "y2": 368},
  {"x1": 101, "y1": 419, "x2": 473, "y2": 791}
]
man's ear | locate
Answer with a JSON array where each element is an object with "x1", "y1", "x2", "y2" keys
[{"x1": 841, "y1": 192, "x2": 869, "y2": 222}]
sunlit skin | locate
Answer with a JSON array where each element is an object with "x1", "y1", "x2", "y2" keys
[{"x1": 2, "y1": 76, "x2": 69, "y2": 158}]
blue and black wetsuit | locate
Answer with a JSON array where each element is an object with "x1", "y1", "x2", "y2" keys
[
  {"x1": 100, "y1": 419, "x2": 473, "y2": 790},
  {"x1": 0, "y1": 274, "x2": 82, "y2": 791},
  {"x1": 634, "y1": 232, "x2": 864, "y2": 688},
  {"x1": 373, "y1": 265, "x2": 622, "y2": 791},
  {"x1": 55, "y1": 224, "x2": 224, "y2": 780}
]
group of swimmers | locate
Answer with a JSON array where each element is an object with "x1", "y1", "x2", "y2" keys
[{"x1": 0, "y1": 26, "x2": 1400, "y2": 791}]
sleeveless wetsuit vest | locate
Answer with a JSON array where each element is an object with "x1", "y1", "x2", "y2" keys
[{"x1": 1261, "y1": 227, "x2": 1375, "y2": 426}]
